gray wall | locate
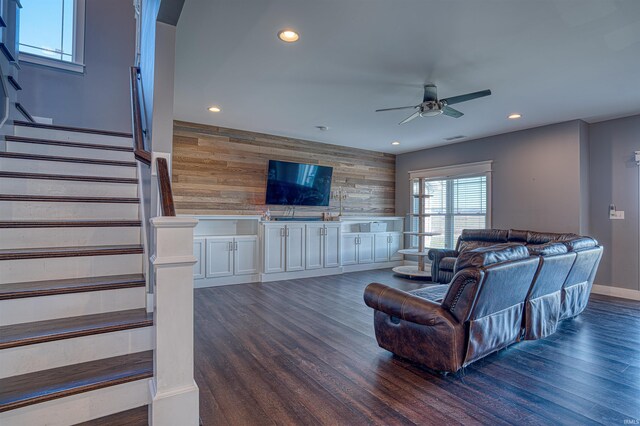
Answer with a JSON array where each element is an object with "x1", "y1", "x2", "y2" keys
[
  {"x1": 19, "y1": 0, "x2": 135, "y2": 133},
  {"x1": 396, "y1": 120, "x2": 584, "y2": 234},
  {"x1": 588, "y1": 115, "x2": 640, "y2": 292}
]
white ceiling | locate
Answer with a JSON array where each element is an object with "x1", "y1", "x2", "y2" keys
[{"x1": 174, "y1": 0, "x2": 640, "y2": 154}]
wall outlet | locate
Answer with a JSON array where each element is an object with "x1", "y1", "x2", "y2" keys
[{"x1": 610, "y1": 210, "x2": 625, "y2": 220}]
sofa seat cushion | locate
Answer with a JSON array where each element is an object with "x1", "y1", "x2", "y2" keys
[
  {"x1": 410, "y1": 284, "x2": 450, "y2": 303},
  {"x1": 455, "y1": 243, "x2": 530, "y2": 272},
  {"x1": 439, "y1": 257, "x2": 457, "y2": 272}
]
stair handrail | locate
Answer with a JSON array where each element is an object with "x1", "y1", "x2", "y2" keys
[
  {"x1": 129, "y1": 66, "x2": 176, "y2": 217},
  {"x1": 129, "y1": 66, "x2": 151, "y2": 165}
]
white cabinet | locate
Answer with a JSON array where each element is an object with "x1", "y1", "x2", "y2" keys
[
  {"x1": 264, "y1": 224, "x2": 286, "y2": 273},
  {"x1": 234, "y1": 236, "x2": 259, "y2": 275},
  {"x1": 286, "y1": 223, "x2": 305, "y2": 272},
  {"x1": 306, "y1": 223, "x2": 341, "y2": 270},
  {"x1": 342, "y1": 233, "x2": 374, "y2": 265},
  {"x1": 324, "y1": 224, "x2": 340, "y2": 268},
  {"x1": 341, "y1": 234, "x2": 358, "y2": 266},
  {"x1": 193, "y1": 237, "x2": 206, "y2": 279},
  {"x1": 389, "y1": 233, "x2": 403, "y2": 261},
  {"x1": 263, "y1": 223, "x2": 306, "y2": 273},
  {"x1": 206, "y1": 237, "x2": 234, "y2": 278},
  {"x1": 199, "y1": 235, "x2": 258, "y2": 279},
  {"x1": 374, "y1": 232, "x2": 404, "y2": 263},
  {"x1": 305, "y1": 224, "x2": 324, "y2": 270}
]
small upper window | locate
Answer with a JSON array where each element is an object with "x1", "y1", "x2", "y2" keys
[{"x1": 18, "y1": 0, "x2": 85, "y2": 72}]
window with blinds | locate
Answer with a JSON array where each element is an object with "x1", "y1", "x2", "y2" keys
[{"x1": 411, "y1": 175, "x2": 488, "y2": 249}]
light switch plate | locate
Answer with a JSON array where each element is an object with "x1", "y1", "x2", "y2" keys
[{"x1": 610, "y1": 210, "x2": 625, "y2": 220}]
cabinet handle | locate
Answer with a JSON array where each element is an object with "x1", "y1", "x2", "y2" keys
[
  {"x1": 280, "y1": 228, "x2": 285, "y2": 237},
  {"x1": 286, "y1": 228, "x2": 290, "y2": 237},
  {"x1": 234, "y1": 241, "x2": 238, "y2": 251},
  {"x1": 321, "y1": 228, "x2": 325, "y2": 236},
  {"x1": 228, "y1": 241, "x2": 233, "y2": 251}
]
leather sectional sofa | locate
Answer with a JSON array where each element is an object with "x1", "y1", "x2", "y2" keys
[{"x1": 363, "y1": 230, "x2": 602, "y2": 373}]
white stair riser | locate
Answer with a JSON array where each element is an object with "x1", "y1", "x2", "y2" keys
[
  {"x1": 0, "y1": 201, "x2": 139, "y2": 220},
  {"x1": 0, "y1": 326, "x2": 153, "y2": 378},
  {"x1": 0, "y1": 178, "x2": 138, "y2": 198},
  {"x1": 6, "y1": 140, "x2": 134, "y2": 161},
  {"x1": 0, "y1": 227, "x2": 141, "y2": 249},
  {"x1": 0, "y1": 253, "x2": 143, "y2": 285},
  {"x1": 0, "y1": 286, "x2": 146, "y2": 325},
  {"x1": 14, "y1": 126, "x2": 133, "y2": 148},
  {"x1": 0, "y1": 157, "x2": 137, "y2": 178},
  {"x1": 0, "y1": 379, "x2": 149, "y2": 426}
]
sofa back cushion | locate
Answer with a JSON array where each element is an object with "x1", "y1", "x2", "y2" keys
[
  {"x1": 443, "y1": 243, "x2": 534, "y2": 323},
  {"x1": 456, "y1": 229, "x2": 509, "y2": 253},
  {"x1": 526, "y1": 242, "x2": 568, "y2": 257},
  {"x1": 563, "y1": 236, "x2": 598, "y2": 252},
  {"x1": 525, "y1": 231, "x2": 579, "y2": 245},
  {"x1": 454, "y1": 243, "x2": 530, "y2": 273},
  {"x1": 461, "y1": 255, "x2": 540, "y2": 365}
]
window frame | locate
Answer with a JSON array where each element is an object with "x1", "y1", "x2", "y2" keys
[
  {"x1": 18, "y1": 0, "x2": 86, "y2": 73},
  {"x1": 408, "y1": 161, "x2": 493, "y2": 249}
]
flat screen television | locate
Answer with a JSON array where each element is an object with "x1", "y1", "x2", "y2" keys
[{"x1": 265, "y1": 160, "x2": 333, "y2": 206}]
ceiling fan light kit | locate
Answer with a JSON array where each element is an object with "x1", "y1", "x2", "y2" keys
[{"x1": 376, "y1": 84, "x2": 492, "y2": 125}]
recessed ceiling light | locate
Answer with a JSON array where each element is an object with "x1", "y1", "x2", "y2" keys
[
  {"x1": 278, "y1": 29, "x2": 299, "y2": 43},
  {"x1": 391, "y1": 141, "x2": 400, "y2": 145},
  {"x1": 208, "y1": 106, "x2": 221, "y2": 113},
  {"x1": 315, "y1": 125, "x2": 329, "y2": 131},
  {"x1": 508, "y1": 113, "x2": 522, "y2": 119}
]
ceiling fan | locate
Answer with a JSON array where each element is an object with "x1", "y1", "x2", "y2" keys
[{"x1": 376, "y1": 84, "x2": 491, "y2": 125}]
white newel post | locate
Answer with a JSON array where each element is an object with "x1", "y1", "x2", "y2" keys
[{"x1": 148, "y1": 216, "x2": 200, "y2": 426}]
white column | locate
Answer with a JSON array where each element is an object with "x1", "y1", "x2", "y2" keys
[{"x1": 148, "y1": 216, "x2": 199, "y2": 426}]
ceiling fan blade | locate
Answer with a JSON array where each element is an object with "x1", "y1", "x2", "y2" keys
[
  {"x1": 399, "y1": 110, "x2": 421, "y2": 125},
  {"x1": 375, "y1": 105, "x2": 418, "y2": 112},
  {"x1": 442, "y1": 89, "x2": 491, "y2": 106},
  {"x1": 423, "y1": 84, "x2": 438, "y2": 102},
  {"x1": 442, "y1": 106, "x2": 464, "y2": 118}
]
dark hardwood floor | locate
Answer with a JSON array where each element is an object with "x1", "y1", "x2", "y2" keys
[{"x1": 194, "y1": 269, "x2": 640, "y2": 425}]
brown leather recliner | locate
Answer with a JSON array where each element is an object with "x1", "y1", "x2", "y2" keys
[
  {"x1": 521, "y1": 242, "x2": 576, "y2": 340},
  {"x1": 559, "y1": 237, "x2": 603, "y2": 320},
  {"x1": 428, "y1": 229, "x2": 509, "y2": 283},
  {"x1": 364, "y1": 244, "x2": 539, "y2": 373},
  {"x1": 429, "y1": 228, "x2": 583, "y2": 284}
]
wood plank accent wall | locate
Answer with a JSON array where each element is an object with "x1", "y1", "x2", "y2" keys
[{"x1": 172, "y1": 121, "x2": 396, "y2": 216}]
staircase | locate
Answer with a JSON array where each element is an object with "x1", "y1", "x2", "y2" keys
[{"x1": 0, "y1": 121, "x2": 152, "y2": 425}]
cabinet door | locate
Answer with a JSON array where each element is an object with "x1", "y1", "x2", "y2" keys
[
  {"x1": 193, "y1": 237, "x2": 206, "y2": 279},
  {"x1": 206, "y1": 237, "x2": 234, "y2": 278},
  {"x1": 374, "y1": 233, "x2": 390, "y2": 263},
  {"x1": 389, "y1": 233, "x2": 403, "y2": 261},
  {"x1": 305, "y1": 224, "x2": 324, "y2": 270},
  {"x1": 358, "y1": 234, "x2": 375, "y2": 264},
  {"x1": 285, "y1": 224, "x2": 305, "y2": 272},
  {"x1": 341, "y1": 234, "x2": 358, "y2": 266},
  {"x1": 234, "y1": 236, "x2": 258, "y2": 275},
  {"x1": 263, "y1": 225, "x2": 286, "y2": 274},
  {"x1": 323, "y1": 225, "x2": 340, "y2": 268}
]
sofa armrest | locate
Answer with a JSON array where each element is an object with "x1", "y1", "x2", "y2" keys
[
  {"x1": 428, "y1": 249, "x2": 459, "y2": 283},
  {"x1": 428, "y1": 249, "x2": 459, "y2": 262},
  {"x1": 364, "y1": 283, "x2": 451, "y2": 326}
]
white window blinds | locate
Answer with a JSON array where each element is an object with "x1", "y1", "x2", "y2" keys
[{"x1": 410, "y1": 162, "x2": 490, "y2": 249}]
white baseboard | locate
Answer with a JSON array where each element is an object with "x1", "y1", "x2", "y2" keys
[
  {"x1": 342, "y1": 261, "x2": 402, "y2": 273},
  {"x1": 592, "y1": 284, "x2": 640, "y2": 301},
  {"x1": 260, "y1": 267, "x2": 342, "y2": 283},
  {"x1": 194, "y1": 274, "x2": 260, "y2": 288}
]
